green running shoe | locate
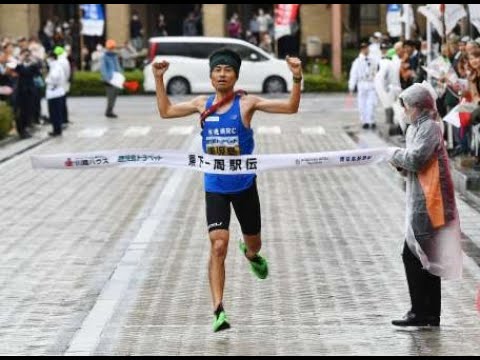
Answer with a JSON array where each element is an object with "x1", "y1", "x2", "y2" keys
[
  {"x1": 239, "y1": 241, "x2": 269, "y2": 279},
  {"x1": 213, "y1": 310, "x2": 230, "y2": 333}
]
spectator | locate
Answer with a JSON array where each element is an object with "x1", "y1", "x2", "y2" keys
[
  {"x1": 130, "y1": 11, "x2": 144, "y2": 51},
  {"x1": 245, "y1": 30, "x2": 257, "y2": 46},
  {"x1": 28, "y1": 36, "x2": 46, "y2": 63},
  {"x1": 154, "y1": 13, "x2": 168, "y2": 37},
  {"x1": 183, "y1": 12, "x2": 199, "y2": 36},
  {"x1": 81, "y1": 45, "x2": 91, "y2": 71},
  {"x1": 227, "y1": 13, "x2": 242, "y2": 39},
  {"x1": 100, "y1": 39, "x2": 122, "y2": 118},
  {"x1": 375, "y1": 43, "x2": 401, "y2": 126},
  {"x1": 248, "y1": 12, "x2": 260, "y2": 44},
  {"x1": 54, "y1": 46, "x2": 71, "y2": 125},
  {"x1": 90, "y1": 44, "x2": 104, "y2": 72},
  {"x1": 257, "y1": 8, "x2": 269, "y2": 40},
  {"x1": 259, "y1": 33, "x2": 273, "y2": 54},
  {"x1": 119, "y1": 41, "x2": 138, "y2": 70},
  {"x1": 0, "y1": 51, "x2": 14, "y2": 103},
  {"x1": 45, "y1": 50, "x2": 66, "y2": 137},
  {"x1": 8, "y1": 49, "x2": 41, "y2": 139}
]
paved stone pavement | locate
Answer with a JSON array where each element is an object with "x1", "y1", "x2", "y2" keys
[{"x1": 0, "y1": 95, "x2": 479, "y2": 355}]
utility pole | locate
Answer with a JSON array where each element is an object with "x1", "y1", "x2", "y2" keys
[{"x1": 331, "y1": 4, "x2": 342, "y2": 81}]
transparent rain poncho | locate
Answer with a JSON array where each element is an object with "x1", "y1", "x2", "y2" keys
[{"x1": 390, "y1": 82, "x2": 462, "y2": 280}]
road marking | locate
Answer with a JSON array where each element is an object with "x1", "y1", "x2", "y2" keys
[
  {"x1": 65, "y1": 135, "x2": 199, "y2": 355},
  {"x1": 77, "y1": 128, "x2": 107, "y2": 138},
  {"x1": 124, "y1": 126, "x2": 151, "y2": 137},
  {"x1": 167, "y1": 126, "x2": 195, "y2": 135},
  {"x1": 257, "y1": 126, "x2": 281, "y2": 134},
  {"x1": 300, "y1": 126, "x2": 326, "y2": 135}
]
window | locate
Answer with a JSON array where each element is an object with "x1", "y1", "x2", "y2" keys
[
  {"x1": 155, "y1": 42, "x2": 223, "y2": 58},
  {"x1": 152, "y1": 41, "x2": 268, "y2": 61},
  {"x1": 360, "y1": 4, "x2": 380, "y2": 26},
  {"x1": 155, "y1": 43, "x2": 189, "y2": 57},
  {"x1": 229, "y1": 44, "x2": 268, "y2": 62}
]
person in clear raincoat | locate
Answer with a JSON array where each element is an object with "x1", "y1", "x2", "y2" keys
[{"x1": 388, "y1": 82, "x2": 462, "y2": 327}]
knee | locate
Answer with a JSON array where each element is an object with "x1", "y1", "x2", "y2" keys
[{"x1": 211, "y1": 239, "x2": 228, "y2": 259}]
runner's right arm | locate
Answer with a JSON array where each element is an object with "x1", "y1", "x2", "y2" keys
[{"x1": 153, "y1": 60, "x2": 206, "y2": 118}]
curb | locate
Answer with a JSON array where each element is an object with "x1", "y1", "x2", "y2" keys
[{"x1": 0, "y1": 136, "x2": 50, "y2": 165}]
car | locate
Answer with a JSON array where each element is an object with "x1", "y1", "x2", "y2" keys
[{"x1": 143, "y1": 36, "x2": 299, "y2": 95}]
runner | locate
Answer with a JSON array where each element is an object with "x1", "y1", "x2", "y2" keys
[{"x1": 153, "y1": 47, "x2": 302, "y2": 332}]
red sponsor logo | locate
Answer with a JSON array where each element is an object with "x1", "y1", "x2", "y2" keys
[{"x1": 64, "y1": 158, "x2": 74, "y2": 167}]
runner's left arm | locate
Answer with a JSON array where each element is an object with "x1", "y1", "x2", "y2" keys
[{"x1": 252, "y1": 56, "x2": 302, "y2": 114}]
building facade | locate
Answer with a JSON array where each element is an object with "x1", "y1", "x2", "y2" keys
[
  {"x1": 1, "y1": 4, "x2": 401, "y2": 48},
  {"x1": 0, "y1": 4, "x2": 432, "y2": 78}
]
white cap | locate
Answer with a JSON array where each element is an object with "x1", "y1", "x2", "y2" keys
[{"x1": 373, "y1": 31, "x2": 382, "y2": 38}]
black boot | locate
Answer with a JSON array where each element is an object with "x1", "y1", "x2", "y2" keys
[
  {"x1": 398, "y1": 243, "x2": 441, "y2": 327},
  {"x1": 392, "y1": 311, "x2": 440, "y2": 327}
]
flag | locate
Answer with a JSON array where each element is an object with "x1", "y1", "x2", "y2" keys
[
  {"x1": 417, "y1": 4, "x2": 466, "y2": 37},
  {"x1": 80, "y1": 4, "x2": 105, "y2": 36},
  {"x1": 401, "y1": 5, "x2": 415, "y2": 27},
  {"x1": 443, "y1": 100, "x2": 476, "y2": 128},
  {"x1": 386, "y1": 4, "x2": 402, "y2": 37},
  {"x1": 274, "y1": 4, "x2": 300, "y2": 40},
  {"x1": 468, "y1": 5, "x2": 480, "y2": 34}
]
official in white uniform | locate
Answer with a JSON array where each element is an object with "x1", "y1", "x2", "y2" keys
[
  {"x1": 375, "y1": 45, "x2": 402, "y2": 125},
  {"x1": 349, "y1": 42, "x2": 379, "y2": 129}
]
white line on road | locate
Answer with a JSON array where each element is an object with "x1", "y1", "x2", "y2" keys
[
  {"x1": 300, "y1": 126, "x2": 326, "y2": 135},
  {"x1": 257, "y1": 126, "x2": 281, "y2": 134},
  {"x1": 65, "y1": 135, "x2": 201, "y2": 355},
  {"x1": 167, "y1": 126, "x2": 195, "y2": 135},
  {"x1": 124, "y1": 126, "x2": 151, "y2": 137},
  {"x1": 77, "y1": 128, "x2": 107, "y2": 138}
]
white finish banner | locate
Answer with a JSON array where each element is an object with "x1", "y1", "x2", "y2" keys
[{"x1": 31, "y1": 148, "x2": 396, "y2": 174}]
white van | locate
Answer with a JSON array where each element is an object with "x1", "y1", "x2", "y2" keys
[{"x1": 143, "y1": 36, "x2": 297, "y2": 94}]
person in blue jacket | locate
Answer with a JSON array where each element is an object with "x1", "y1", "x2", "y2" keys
[{"x1": 100, "y1": 39, "x2": 122, "y2": 118}]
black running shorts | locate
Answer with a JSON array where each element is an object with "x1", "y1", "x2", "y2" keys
[{"x1": 205, "y1": 180, "x2": 261, "y2": 235}]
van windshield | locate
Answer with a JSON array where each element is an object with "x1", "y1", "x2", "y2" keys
[
  {"x1": 151, "y1": 41, "x2": 270, "y2": 62},
  {"x1": 153, "y1": 42, "x2": 224, "y2": 59}
]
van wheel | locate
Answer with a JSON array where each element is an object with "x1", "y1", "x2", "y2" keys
[
  {"x1": 263, "y1": 76, "x2": 286, "y2": 93},
  {"x1": 167, "y1": 77, "x2": 190, "y2": 95}
]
